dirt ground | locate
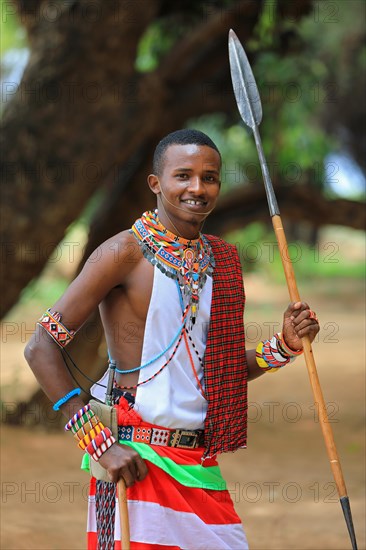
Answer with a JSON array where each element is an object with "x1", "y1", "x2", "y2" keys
[{"x1": 1, "y1": 275, "x2": 365, "y2": 550}]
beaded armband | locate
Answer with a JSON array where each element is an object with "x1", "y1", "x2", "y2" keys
[
  {"x1": 38, "y1": 309, "x2": 75, "y2": 348},
  {"x1": 256, "y1": 333, "x2": 300, "y2": 373},
  {"x1": 65, "y1": 404, "x2": 116, "y2": 462}
]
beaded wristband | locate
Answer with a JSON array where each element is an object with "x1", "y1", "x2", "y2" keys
[
  {"x1": 86, "y1": 427, "x2": 113, "y2": 455},
  {"x1": 91, "y1": 436, "x2": 116, "y2": 462},
  {"x1": 65, "y1": 405, "x2": 116, "y2": 461},
  {"x1": 53, "y1": 388, "x2": 81, "y2": 411},
  {"x1": 73, "y1": 416, "x2": 99, "y2": 440},
  {"x1": 65, "y1": 404, "x2": 91, "y2": 431},
  {"x1": 89, "y1": 427, "x2": 113, "y2": 449},
  {"x1": 256, "y1": 341, "x2": 282, "y2": 373},
  {"x1": 87, "y1": 429, "x2": 115, "y2": 460},
  {"x1": 256, "y1": 333, "x2": 295, "y2": 373},
  {"x1": 70, "y1": 410, "x2": 96, "y2": 434},
  {"x1": 78, "y1": 423, "x2": 105, "y2": 450}
]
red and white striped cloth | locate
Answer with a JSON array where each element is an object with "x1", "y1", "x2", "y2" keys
[{"x1": 87, "y1": 445, "x2": 248, "y2": 549}]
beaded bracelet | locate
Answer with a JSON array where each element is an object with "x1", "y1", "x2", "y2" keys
[
  {"x1": 89, "y1": 436, "x2": 116, "y2": 460},
  {"x1": 71, "y1": 410, "x2": 97, "y2": 434},
  {"x1": 73, "y1": 416, "x2": 99, "y2": 440},
  {"x1": 77, "y1": 423, "x2": 105, "y2": 450},
  {"x1": 91, "y1": 437, "x2": 116, "y2": 462},
  {"x1": 256, "y1": 333, "x2": 298, "y2": 373},
  {"x1": 85, "y1": 429, "x2": 116, "y2": 461},
  {"x1": 53, "y1": 388, "x2": 81, "y2": 411},
  {"x1": 86, "y1": 427, "x2": 113, "y2": 454},
  {"x1": 256, "y1": 340, "x2": 283, "y2": 373},
  {"x1": 88, "y1": 427, "x2": 113, "y2": 449},
  {"x1": 65, "y1": 404, "x2": 91, "y2": 431},
  {"x1": 65, "y1": 405, "x2": 116, "y2": 462}
]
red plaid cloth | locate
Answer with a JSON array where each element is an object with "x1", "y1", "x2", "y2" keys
[{"x1": 202, "y1": 235, "x2": 248, "y2": 458}]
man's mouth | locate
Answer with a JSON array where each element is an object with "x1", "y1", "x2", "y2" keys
[{"x1": 181, "y1": 199, "x2": 207, "y2": 207}]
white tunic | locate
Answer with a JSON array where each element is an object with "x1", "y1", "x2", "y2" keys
[{"x1": 91, "y1": 267, "x2": 212, "y2": 429}]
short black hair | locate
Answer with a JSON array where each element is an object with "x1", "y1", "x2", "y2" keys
[{"x1": 153, "y1": 129, "x2": 221, "y2": 175}]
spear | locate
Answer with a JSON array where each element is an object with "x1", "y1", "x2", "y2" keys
[{"x1": 228, "y1": 29, "x2": 358, "y2": 550}]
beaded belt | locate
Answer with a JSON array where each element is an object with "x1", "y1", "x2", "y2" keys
[{"x1": 118, "y1": 425, "x2": 204, "y2": 449}]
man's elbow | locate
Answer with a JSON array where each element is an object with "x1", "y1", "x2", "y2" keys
[{"x1": 24, "y1": 335, "x2": 42, "y2": 368}]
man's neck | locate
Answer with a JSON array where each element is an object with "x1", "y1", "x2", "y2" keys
[{"x1": 156, "y1": 210, "x2": 203, "y2": 241}]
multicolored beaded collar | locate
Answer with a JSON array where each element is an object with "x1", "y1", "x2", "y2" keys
[{"x1": 130, "y1": 210, "x2": 215, "y2": 325}]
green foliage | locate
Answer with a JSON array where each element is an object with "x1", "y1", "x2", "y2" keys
[
  {"x1": 189, "y1": 0, "x2": 365, "y2": 199},
  {"x1": 186, "y1": 113, "x2": 258, "y2": 192},
  {"x1": 4, "y1": 0, "x2": 364, "y2": 307},
  {"x1": 136, "y1": 21, "x2": 177, "y2": 72},
  {"x1": 250, "y1": 0, "x2": 277, "y2": 50},
  {"x1": 226, "y1": 224, "x2": 366, "y2": 281},
  {"x1": 0, "y1": 0, "x2": 28, "y2": 54},
  {"x1": 19, "y1": 276, "x2": 69, "y2": 307},
  {"x1": 15, "y1": 222, "x2": 88, "y2": 312}
]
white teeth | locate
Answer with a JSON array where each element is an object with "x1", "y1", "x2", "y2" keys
[{"x1": 185, "y1": 200, "x2": 204, "y2": 205}]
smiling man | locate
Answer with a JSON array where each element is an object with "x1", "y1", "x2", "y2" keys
[{"x1": 25, "y1": 129, "x2": 319, "y2": 549}]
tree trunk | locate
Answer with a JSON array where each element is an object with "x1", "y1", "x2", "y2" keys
[{"x1": 0, "y1": 0, "x2": 314, "y2": 318}]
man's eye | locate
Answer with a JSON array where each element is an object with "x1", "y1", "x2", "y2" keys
[{"x1": 176, "y1": 173, "x2": 188, "y2": 179}]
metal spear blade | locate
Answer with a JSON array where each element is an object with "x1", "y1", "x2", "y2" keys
[
  {"x1": 228, "y1": 29, "x2": 262, "y2": 129},
  {"x1": 228, "y1": 28, "x2": 279, "y2": 216}
]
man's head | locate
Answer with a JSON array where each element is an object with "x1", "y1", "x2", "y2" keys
[
  {"x1": 153, "y1": 129, "x2": 221, "y2": 176},
  {"x1": 148, "y1": 129, "x2": 222, "y2": 239}
]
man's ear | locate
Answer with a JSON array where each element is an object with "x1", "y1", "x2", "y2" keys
[{"x1": 147, "y1": 174, "x2": 161, "y2": 195}]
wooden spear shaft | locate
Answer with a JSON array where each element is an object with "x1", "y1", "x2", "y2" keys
[
  {"x1": 252, "y1": 119, "x2": 346, "y2": 492},
  {"x1": 272, "y1": 213, "x2": 347, "y2": 495},
  {"x1": 118, "y1": 479, "x2": 130, "y2": 550},
  {"x1": 251, "y1": 99, "x2": 348, "y2": 497}
]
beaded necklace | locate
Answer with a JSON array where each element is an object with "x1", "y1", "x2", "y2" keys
[{"x1": 130, "y1": 209, "x2": 215, "y2": 326}]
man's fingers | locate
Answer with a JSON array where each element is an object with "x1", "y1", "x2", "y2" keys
[
  {"x1": 127, "y1": 452, "x2": 148, "y2": 482},
  {"x1": 285, "y1": 301, "x2": 310, "y2": 319},
  {"x1": 135, "y1": 455, "x2": 149, "y2": 481},
  {"x1": 292, "y1": 309, "x2": 312, "y2": 325},
  {"x1": 106, "y1": 463, "x2": 136, "y2": 486},
  {"x1": 121, "y1": 456, "x2": 148, "y2": 486},
  {"x1": 294, "y1": 318, "x2": 316, "y2": 333},
  {"x1": 120, "y1": 465, "x2": 135, "y2": 488},
  {"x1": 100, "y1": 444, "x2": 147, "y2": 486}
]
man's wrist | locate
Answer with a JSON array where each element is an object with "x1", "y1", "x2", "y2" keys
[{"x1": 255, "y1": 332, "x2": 300, "y2": 374}]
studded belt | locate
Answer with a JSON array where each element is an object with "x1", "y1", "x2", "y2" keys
[{"x1": 118, "y1": 425, "x2": 205, "y2": 449}]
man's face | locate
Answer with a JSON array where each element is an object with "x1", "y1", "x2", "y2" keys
[{"x1": 151, "y1": 144, "x2": 221, "y2": 229}]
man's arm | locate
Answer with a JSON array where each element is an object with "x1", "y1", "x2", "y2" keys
[
  {"x1": 24, "y1": 231, "x2": 148, "y2": 486},
  {"x1": 247, "y1": 301, "x2": 320, "y2": 381}
]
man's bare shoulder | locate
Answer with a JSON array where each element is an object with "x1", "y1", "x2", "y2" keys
[
  {"x1": 85, "y1": 230, "x2": 142, "y2": 270},
  {"x1": 49, "y1": 230, "x2": 144, "y2": 328}
]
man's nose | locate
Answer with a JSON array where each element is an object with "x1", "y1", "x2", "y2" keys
[{"x1": 187, "y1": 176, "x2": 204, "y2": 193}]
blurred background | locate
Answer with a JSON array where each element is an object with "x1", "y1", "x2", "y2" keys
[{"x1": 1, "y1": 0, "x2": 365, "y2": 548}]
